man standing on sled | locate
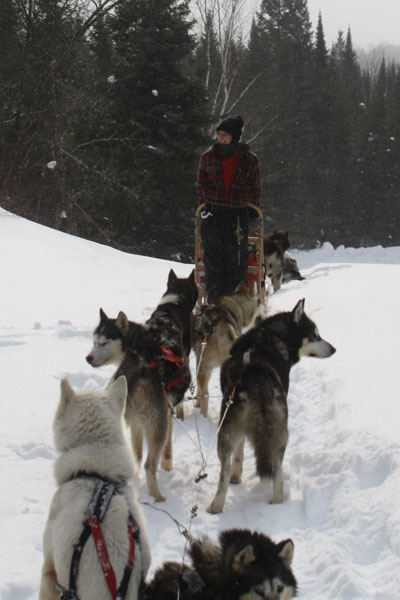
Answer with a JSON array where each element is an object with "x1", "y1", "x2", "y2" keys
[{"x1": 197, "y1": 115, "x2": 261, "y2": 304}]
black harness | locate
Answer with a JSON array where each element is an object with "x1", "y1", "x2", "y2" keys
[{"x1": 56, "y1": 473, "x2": 146, "y2": 600}]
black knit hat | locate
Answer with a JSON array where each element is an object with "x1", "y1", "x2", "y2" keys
[{"x1": 216, "y1": 115, "x2": 244, "y2": 143}]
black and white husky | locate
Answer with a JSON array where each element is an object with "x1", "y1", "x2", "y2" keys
[
  {"x1": 146, "y1": 528, "x2": 297, "y2": 600},
  {"x1": 207, "y1": 299, "x2": 336, "y2": 514},
  {"x1": 85, "y1": 269, "x2": 198, "y2": 502}
]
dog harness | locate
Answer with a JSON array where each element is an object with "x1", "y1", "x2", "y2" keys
[
  {"x1": 149, "y1": 345, "x2": 186, "y2": 391},
  {"x1": 56, "y1": 473, "x2": 145, "y2": 600}
]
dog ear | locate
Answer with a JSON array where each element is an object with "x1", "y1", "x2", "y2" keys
[
  {"x1": 168, "y1": 269, "x2": 177, "y2": 284},
  {"x1": 235, "y1": 280, "x2": 247, "y2": 293},
  {"x1": 115, "y1": 311, "x2": 130, "y2": 336},
  {"x1": 60, "y1": 377, "x2": 74, "y2": 400},
  {"x1": 232, "y1": 544, "x2": 256, "y2": 573},
  {"x1": 188, "y1": 269, "x2": 195, "y2": 284},
  {"x1": 284, "y1": 231, "x2": 290, "y2": 247},
  {"x1": 59, "y1": 378, "x2": 75, "y2": 411},
  {"x1": 292, "y1": 298, "x2": 305, "y2": 323},
  {"x1": 100, "y1": 308, "x2": 108, "y2": 321},
  {"x1": 250, "y1": 281, "x2": 258, "y2": 296},
  {"x1": 107, "y1": 376, "x2": 127, "y2": 416},
  {"x1": 276, "y1": 539, "x2": 294, "y2": 568}
]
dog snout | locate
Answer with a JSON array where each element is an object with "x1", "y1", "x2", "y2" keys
[{"x1": 86, "y1": 354, "x2": 93, "y2": 365}]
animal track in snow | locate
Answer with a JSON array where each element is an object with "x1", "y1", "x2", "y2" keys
[
  {"x1": 13, "y1": 441, "x2": 55, "y2": 460},
  {"x1": 56, "y1": 320, "x2": 92, "y2": 339},
  {"x1": 355, "y1": 449, "x2": 395, "y2": 490}
]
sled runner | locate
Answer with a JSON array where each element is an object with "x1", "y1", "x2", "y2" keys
[{"x1": 194, "y1": 202, "x2": 265, "y2": 305}]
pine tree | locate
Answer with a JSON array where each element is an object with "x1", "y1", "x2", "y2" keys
[
  {"x1": 0, "y1": 0, "x2": 86, "y2": 223},
  {"x1": 103, "y1": 0, "x2": 208, "y2": 258},
  {"x1": 308, "y1": 12, "x2": 339, "y2": 241},
  {"x1": 247, "y1": 0, "x2": 316, "y2": 244},
  {"x1": 326, "y1": 27, "x2": 366, "y2": 245},
  {"x1": 358, "y1": 58, "x2": 399, "y2": 244},
  {"x1": 0, "y1": 0, "x2": 21, "y2": 203}
]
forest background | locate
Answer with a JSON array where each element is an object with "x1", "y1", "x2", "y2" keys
[{"x1": 1, "y1": 0, "x2": 399, "y2": 260}]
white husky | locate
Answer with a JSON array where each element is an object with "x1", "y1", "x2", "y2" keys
[{"x1": 39, "y1": 376, "x2": 151, "y2": 600}]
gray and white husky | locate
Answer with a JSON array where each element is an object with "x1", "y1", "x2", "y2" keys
[
  {"x1": 263, "y1": 231, "x2": 305, "y2": 287},
  {"x1": 146, "y1": 528, "x2": 297, "y2": 600},
  {"x1": 85, "y1": 269, "x2": 198, "y2": 502},
  {"x1": 191, "y1": 281, "x2": 267, "y2": 417},
  {"x1": 39, "y1": 377, "x2": 151, "y2": 600},
  {"x1": 207, "y1": 299, "x2": 336, "y2": 514}
]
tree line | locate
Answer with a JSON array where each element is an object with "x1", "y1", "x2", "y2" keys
[{"x1": 1, "y1": 0, "x2": 399, "y2": 259}]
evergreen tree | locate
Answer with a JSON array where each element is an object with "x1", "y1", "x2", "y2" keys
[
  {"x1": 327, "y1": 28, "x2": 365, "y2": 245},
  {"x1": 0, "y1": 0, "x2": 86, "y2": 223},
  {"x1": 0, "y1": 0, "x2": 21, "y2": 203},
  {"x1": 386, "y1": 65, "x2": 400, "y2": 244},
  {"x1": 103, "y1": 0, "x2": 208, "y2": 258},
  {"x1": 248, "y1": 0, "x2": 315, "y2": 243},
  {"x1": 358, "y1": 58, "x2": 398, "y2": 244},
  {"x1": 308, "y1": 12, "x2": 339, "y2": 242}
]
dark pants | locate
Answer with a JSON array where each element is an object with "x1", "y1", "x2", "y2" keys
[{"x1": 200, "y1": 208, "x2": 249, "y2": 304}]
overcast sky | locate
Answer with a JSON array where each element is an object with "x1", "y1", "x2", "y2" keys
[{"x1": 306, "y1": 0, "x2": 400, "y2": 49}]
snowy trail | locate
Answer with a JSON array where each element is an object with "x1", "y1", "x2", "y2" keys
[
  {"x1": 1, "y1": 208, "x2": 400, "y2": 599},
  {"x1": 277, "y1": 265, "x2": 400, "y2": 598}
]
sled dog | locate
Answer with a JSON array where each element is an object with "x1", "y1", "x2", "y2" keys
[
  {"x1": 146, "y1": 528, "x2": 297, "y2": 600},
  {"x1": 39, "y1": 376, "x2": 151, "y2": 600},
  {"x1": 207, "y1": 299, "x2": 336, "y2": 514},
  {"x1": 86, "y1": 269, "x2": 197, "y2": 501},
  {"x1": 282, "y1": 253, "x2": 305, "y2": 283},
  {"x1": 145, "y1": 268, "x2": 198, "y2": 420},
  {"x1": 191, "y1": 282, "x2": 266, "y2": 417},
  {"x1": 263, "y1": 231, "x2": 304, "y2": 287},
  {"x1": 264, "y1": 230, "x2": 304, "y2": 284},
  {"x1": 263, "y1": 233, "x2": 285, "y2": 292}
]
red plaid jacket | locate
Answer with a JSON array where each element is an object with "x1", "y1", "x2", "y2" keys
[{"x1": 197, "y1": 143, "x2": 261, "y2": 209}]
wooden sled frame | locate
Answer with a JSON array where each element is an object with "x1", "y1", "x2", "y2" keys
[{"x1": 194, "y1": 202, "x2": 265, "y2": 305}]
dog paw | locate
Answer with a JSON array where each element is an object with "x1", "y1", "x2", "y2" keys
[
  {"x1": 175, "y1": 404, "x2": 184, "y2": 420},
  {"x1": 230, "y1": 474, "x2": 242, "y2": 484},
  {"x1": 154, "y1": 494, "x2": 166, "y2": 503},
  {"x1": 161, "y1": 458, "x2": 173, "y2": 471},
  {"x1": 269, "y1": 495, "x2": 284, "y2": 504},
  {"x1": 206, "y1": 501, "x2": 223, "y2": 514}
]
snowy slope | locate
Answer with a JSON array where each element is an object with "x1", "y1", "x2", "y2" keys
[{"x1": 1, "y1": 207, "x2": 399, "y2": 599}]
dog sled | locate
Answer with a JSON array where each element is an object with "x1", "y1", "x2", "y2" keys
[{"x1": 194, "y1": 202, "x2": 265, "y2": 305}]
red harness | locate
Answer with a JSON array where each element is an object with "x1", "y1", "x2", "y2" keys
[
  {"x1": 56, "y1": 474, "x2": 144, "y2": 600},
  {"x1": 88, "y1": 514, "x2": 137, "y2": 599},
  {"x1": 149, "y1": 345, "x2": 186, "y2": 390}
]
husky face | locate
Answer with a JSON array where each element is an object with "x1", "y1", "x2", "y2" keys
[
  {"x1": 263, "y1": 244, "x2": 283, "y2": 292},
  {"x1": 147, "y1": 529, "x2": 297, "y2": 600},
  {"x1": 293, "y1": 299, "x2": 336, "y2": 359},
  {"x1": 234, "y1": 536, "x2": 297, "y2": 600},
  {"x1": 86, "y1": 308, "x2": 128, "y2": 367},
  {"x1": 282, "y1": 253, "x2": 305, "y2": 283},
  {"x1": 224, "y1": 532, "x2": 297, "y2": 600}
]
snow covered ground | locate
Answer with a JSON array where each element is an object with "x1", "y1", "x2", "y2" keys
[{"x1": 1, "y1": 207, "x2": 399, "y2": 599}]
